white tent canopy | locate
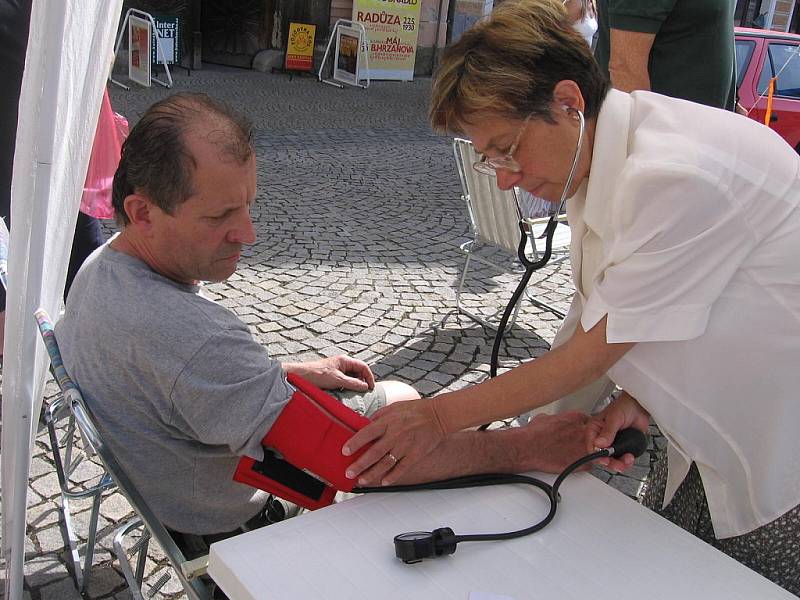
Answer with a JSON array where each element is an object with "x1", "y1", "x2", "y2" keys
[{"x1": 1, "y1": 1, "x2": 122, "y2": 598}]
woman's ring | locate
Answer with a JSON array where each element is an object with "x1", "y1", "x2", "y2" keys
[{"x1": 387, "y1": 453, "x2": 399, "y2": 465}]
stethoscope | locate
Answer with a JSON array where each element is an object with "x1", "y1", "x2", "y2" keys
[
  {"x1": 355, "y1": 427, "x2": 646, "y2": 563},
  {"x1": 488, "y1": 108, "x2": 585, "y2": 381}
]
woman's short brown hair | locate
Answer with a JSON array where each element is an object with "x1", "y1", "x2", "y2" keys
[{"x1": 429, "y1": 0, "x2": 609, "y2": 134}]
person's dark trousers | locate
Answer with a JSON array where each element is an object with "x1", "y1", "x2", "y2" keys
[{"x1": 65, "y1": 212, "x2": 104, "y2": 301}]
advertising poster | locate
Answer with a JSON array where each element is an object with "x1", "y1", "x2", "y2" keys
[
  {"x1": 353, "y1": 0, "x2": 422, "y2": 81},
  {"x1": 150, "y1": 16, "x2": 181, "y2": 65},
  {"x1": 333, "y1": 25, "x2": 361, "y2": 87},
  {"x1": 286, "y1": 22, "x2": 316, "y2": 71},
  {"x1": 128, "y1": 16, "x2": 151, "y2": 87}
]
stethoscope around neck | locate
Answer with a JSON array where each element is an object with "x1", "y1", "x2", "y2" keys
[{"x1": 485, "y1": 108, "x2": 585, "y2": 383}]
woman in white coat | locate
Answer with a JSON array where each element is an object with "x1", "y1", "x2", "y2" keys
[{"x1": 344, "y1": 0, "x2": 800, "y2": 593}]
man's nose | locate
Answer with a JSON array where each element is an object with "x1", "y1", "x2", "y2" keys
[{"x1": 229, "y1": 211, "x2": 256, "y2": 245}]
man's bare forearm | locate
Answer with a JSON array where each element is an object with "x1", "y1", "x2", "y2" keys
[{"x1": 396, "y1": 411, "x2": 590, "y2": 484}]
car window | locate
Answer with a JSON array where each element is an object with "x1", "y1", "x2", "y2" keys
[
  {"x1": 735, "y1": 40, "x2": 755, "y2": 87},
  {"x1": 769, "y1": 43, "x2": 800, "y2": 98}
]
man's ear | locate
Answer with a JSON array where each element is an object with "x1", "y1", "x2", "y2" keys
[{"x1": 122, "y1": 193, "x2": 157, "y2": 230}]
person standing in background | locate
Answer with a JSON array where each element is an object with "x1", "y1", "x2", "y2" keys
[
  {"x1": 594, "y1": 0, "x2": 737, "y2": 110},
  {"x1": 564, "y1": 0, "x2": 598, "y2": 48}
]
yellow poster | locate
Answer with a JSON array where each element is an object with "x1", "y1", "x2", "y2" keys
[
  {"x1": 286, "y1": 22, "x2": 316, "y2": 71},
  {"x1": 353, "y1": 0, "x2": 422, "y2": 81}
]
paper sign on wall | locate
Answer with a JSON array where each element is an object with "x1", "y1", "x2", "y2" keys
[{"x1": 352, "y1": 0, "x2": 421, "y2": 81}]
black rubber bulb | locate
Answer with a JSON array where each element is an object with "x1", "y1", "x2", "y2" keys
[{"x1": 609, "y1": 428, "x2": 648, "y2": 458}]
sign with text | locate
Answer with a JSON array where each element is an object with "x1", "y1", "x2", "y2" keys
[
  {"x1": 128, "y1": 15, "x2": 151, "y2": 87},
  {"x1": 150, "y1": 15, "x2": 181, "y2": 65},
  {"x1": 352, "y1": 0, "x2": 421, "y2": 81},
  {"x1": 286, "y1": 22, "x2": 316, "y2": 71}
]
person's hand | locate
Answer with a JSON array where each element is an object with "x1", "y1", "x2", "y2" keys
[
  {"x1": 518, "y1": 411, "x2": 593, "y2": 474},
  {"x1": 342, "y1": 398, "x2": 447, "y2": 486},
  {"x1": 586, "y1": 391, "x2": 649, "y2": 472},
  {"x1": 283, "y1": 355, "x2": 375, "y2": 392}
]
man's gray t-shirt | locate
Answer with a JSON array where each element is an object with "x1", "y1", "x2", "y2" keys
[{"x1": 55, "y1": 242, "x2": 293, "y2": 534}]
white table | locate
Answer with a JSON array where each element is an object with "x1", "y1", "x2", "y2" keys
[{"x1": 208, "y1": 473, "x2": 794, "y2": 599}]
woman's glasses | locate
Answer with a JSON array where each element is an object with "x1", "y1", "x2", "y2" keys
[{"x1": 472, "y1": 115, "x2": 532, "y2": 176}]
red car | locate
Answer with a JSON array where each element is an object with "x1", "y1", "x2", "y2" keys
[{"x1": 736, "y1": 27, "x2": 800, "y2": 152}]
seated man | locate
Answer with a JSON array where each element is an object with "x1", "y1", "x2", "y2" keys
[{"x1": 56, "y1": 92, "x2": 589, "y2": 551}]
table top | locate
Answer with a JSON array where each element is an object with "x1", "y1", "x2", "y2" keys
[{"x1": 208, "y1": 473, "x2": 794, "y2": 600}]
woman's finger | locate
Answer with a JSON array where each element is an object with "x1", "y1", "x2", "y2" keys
[
  {"x1": 343, "y1": 419, "x2": 387, "y2": 457},
  {"x1": 381, "y1": 454, "x2": 414, "y2": 486},
  {"x1": 345, "y1": 444, "x2": 394, "y2": 479}
]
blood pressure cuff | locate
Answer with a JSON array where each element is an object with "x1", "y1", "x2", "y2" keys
[{"x1": 233, "y1": 373, "x2": 372, "y2": 510}]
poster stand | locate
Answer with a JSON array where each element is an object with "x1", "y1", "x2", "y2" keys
[
  {"x1": 318, "y1": 20, "x2": 370, "y2": 89},
  {"x1": 110, "y1": 8, "x2": 173, "y2": 90}
]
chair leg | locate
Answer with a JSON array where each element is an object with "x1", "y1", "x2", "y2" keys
[
  {"x1": 79, "y1": 489, "x2": 106, "y2": 593},
  {"x1": 454, "y1": 250, "x2": 473, "y2": 318},
  {"x1": 113, "y1": 518, "x2": 147, "y2": 600},
  {"x1": 60, "y1": 495, "x2": 86, "y2": 591},
  {"x1": 46, "y1": 402, "x2": 86, "y2": 590},
  {"x1": 455, "y1": 249, "x2": 519, "y2": 333}
]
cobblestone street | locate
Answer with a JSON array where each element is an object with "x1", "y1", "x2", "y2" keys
[{"x1": 1, "y1": 66, "x2": 657, "y2": 599}]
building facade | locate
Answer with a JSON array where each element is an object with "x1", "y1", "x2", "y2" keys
[{"x1": 736, "y1": 0, "x2": 800, "y2": 33}]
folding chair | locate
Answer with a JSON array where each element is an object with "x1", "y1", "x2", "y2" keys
[
  {"x1": 35, "y1": 309, "x2": 212, "y2": 600},
  {"x1": 452, "y1": 137, "x2": 570, "y2": 330}
]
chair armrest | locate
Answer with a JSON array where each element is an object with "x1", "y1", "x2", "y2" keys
[
  {"x1": 522, "y1": 213, "x2": 568, "y2": 227},
  {"x1": 180, "y1": 555, "x2": 209, "y2": 580}
]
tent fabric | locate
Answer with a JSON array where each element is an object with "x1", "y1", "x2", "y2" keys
[{"x1": 1, "y1": 1, "x2": 123, "y2": 598}]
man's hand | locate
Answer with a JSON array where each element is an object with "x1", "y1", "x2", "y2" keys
[
  {"x1": 515, "y1": 411, "x2": 593, "y2": 474},
  {"x1": 342, "y1": 398, "x2": 447, "y2": 486},
  {"x1": 586, "y1": 391, "x2": 649, "y2": 472},
  {"x1": 282, "y1": 355, "x2": 375, "y2": 392}
]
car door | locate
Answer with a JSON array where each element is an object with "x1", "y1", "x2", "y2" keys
[{"x1": 741, "y1": 37, "x2": 800, "y2": 151}]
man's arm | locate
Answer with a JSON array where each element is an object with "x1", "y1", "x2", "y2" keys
[
  {"x1": 608, "y1": 28, "x2": 655, "y2": 92},
  {"x1": 394, "y1": 411, "x2": 591, "y2": 485}
]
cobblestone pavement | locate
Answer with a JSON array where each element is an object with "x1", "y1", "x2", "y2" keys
[{"x1": 1, "y1": 66, "x2": 661, "y2": 599}]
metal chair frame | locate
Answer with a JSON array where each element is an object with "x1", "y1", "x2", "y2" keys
[
  {"x1": 44, "y1": 394, "x2": 115, "y2": 594},
  {"x1": 35, "y1": 309, "x2": 212, "y2": 600},
  {"x1": 452, "y1": 138, "x2": 570, "y2": 330}
]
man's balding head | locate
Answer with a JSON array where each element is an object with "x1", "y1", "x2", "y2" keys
[{"x1": 112, "y1": 93, "x2": 253, "y2": 226}]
